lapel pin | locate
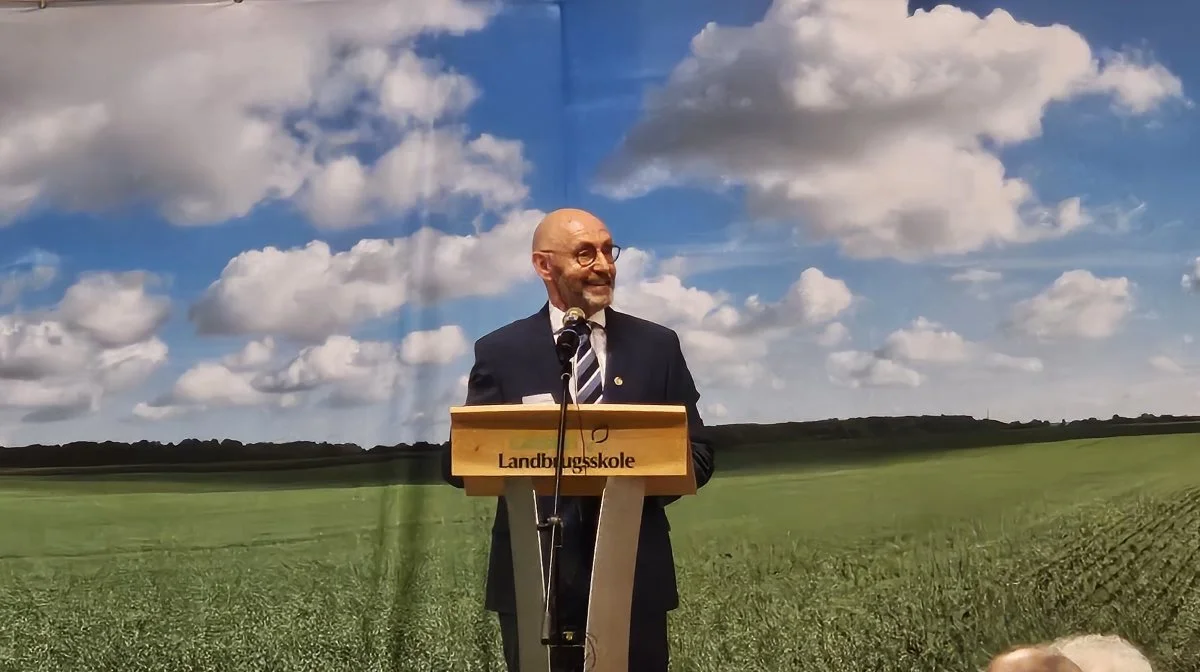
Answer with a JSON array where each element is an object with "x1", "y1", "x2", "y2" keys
[{"x1": 614, "y1": 376, "x2": 623, "y2": 386}]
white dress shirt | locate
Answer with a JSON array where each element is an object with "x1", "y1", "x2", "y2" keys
[{"x1": 548, "y1": 303, "x2": 607, "y2": 403}]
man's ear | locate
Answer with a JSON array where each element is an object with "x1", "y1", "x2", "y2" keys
[{"x1": 531, "y1": 252, "x2": 553, "y2": 282}]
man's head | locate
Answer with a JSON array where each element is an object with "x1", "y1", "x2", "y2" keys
[
  {"x1": 986, "y1": 646, "x2": 1085, "y2": 672},
  {"x1": 531, "y1": 207, "x2": 619, "y2": 317},
  {"x1": 1046, "y1": 634, "x2": 1153, "y2": 672}
]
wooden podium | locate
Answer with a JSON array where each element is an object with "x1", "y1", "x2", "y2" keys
[{"x1": 449, "y1": 402, "x2": 696, "y2": 672}]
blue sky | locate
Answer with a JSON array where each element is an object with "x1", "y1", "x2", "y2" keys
[{"x1": 0, "y1": 0, "x2": 1197, "y2": 446}]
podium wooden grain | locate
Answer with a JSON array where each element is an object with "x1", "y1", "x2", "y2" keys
[{"x1": 449, "y1": 403, "x2": 696, "y2": 672}]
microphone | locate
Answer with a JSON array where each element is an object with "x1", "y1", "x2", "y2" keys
[
  {"x1": 562, "y1": 306, "x2": 586, "y2": 329},
  {"x1": 554, "y1": 307, "x2": 587, "y2": 366}
]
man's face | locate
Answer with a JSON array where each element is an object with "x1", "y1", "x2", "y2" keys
[{"x1": 538, "y1": 219, "x2": 617, "y2": 315}]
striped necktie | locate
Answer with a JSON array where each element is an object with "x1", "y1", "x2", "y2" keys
[{"x1": 573, "y1": 323, "x2": 603, "y2": 404}]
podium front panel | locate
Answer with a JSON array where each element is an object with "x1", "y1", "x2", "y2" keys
[{"x1": 450, "y1": 403, "x2": 691, "y2": 483}]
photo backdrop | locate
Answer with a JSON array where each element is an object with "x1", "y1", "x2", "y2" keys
[{"x1": 1, "y1": 0, "x2": 1197, "y2": 670}]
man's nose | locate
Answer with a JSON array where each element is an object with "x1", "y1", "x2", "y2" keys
[{"x1": 592, "y1": 252, "x2": 614, "y2": 273}]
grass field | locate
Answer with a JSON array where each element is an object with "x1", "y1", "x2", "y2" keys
[{"x1": 2, "y1": 435, "x2": 1199, "y2": 671}]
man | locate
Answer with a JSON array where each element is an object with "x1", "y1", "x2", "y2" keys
[
  {"x1": 985, "y1": 634, "x2": 1153, "y2": 672},
  {"x1": 986, "y1": 646, "x2": 1085, "y2": 672},
  {"x1": 1045, "y1": 633, "x2": 1153, "y2": 672},
  {"x1": 441, "y1": 207, "x2": 715, "y2": 672}
]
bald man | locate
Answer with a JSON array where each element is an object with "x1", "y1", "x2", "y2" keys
[
  {"x1": 987, "y1": 646, "x2": 1085, "y2": 672},
  {"x1": 442, "y1": 208, "x2": 716, "y2": 672},
  {"x1": 985, "y1": 634, "x2": 1155, "y2": 672}
]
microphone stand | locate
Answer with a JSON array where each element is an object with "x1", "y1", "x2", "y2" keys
[{"x1": 538, "y1": 324, "x2": 584, "y2": 671}]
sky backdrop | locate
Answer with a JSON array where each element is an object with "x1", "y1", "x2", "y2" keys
[{"x1": 0, "y1": 0, "x2": 1197, "y2": 447}]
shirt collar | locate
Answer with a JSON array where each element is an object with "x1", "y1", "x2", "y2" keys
[{"x1": 548, "y1": 302, "x2": 606, "y2": 332}]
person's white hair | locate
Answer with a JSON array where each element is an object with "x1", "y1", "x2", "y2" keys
[{"x1": 1045, "y1": 634, "x2": 1153, "y2": 672}]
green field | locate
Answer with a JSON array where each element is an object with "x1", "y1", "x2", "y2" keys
[{"x1": 2, "y1": 435, "x2": 1199, "y2": 671}]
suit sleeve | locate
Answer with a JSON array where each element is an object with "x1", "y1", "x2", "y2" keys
[
  {"x1": 440, "y1": 339, "x2": 505, "y2": 488},
  {"x1": 661, "y1": 330, "x2": 715, "y2": 505}
]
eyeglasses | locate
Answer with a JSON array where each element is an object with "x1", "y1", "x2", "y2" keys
[{"x1": 539, "y1": 244, "x2": 622, "y2": 268}]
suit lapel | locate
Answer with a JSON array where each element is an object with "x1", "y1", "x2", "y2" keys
[
  {"x1": 525, "y1": 303, "x2": 567, "y2": 403},
  {"x1": 601, "y1": 307, "x2": 629, "y2": 404}
]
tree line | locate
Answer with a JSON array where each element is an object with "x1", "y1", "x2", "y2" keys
[{"x1": 2, "y1": 412, "x2": 1198, "y2": 476}]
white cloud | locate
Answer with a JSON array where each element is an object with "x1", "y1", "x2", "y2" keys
[
  {"x1": 770, "y1": 267, "x2": 855, "y2": 327},
  {"x1": 304, "y1": 129, "x2": 528, "y2": 229},
  {"x1": 1081, "y1": 50, "x2": 1191, "y2": 114},
  {"x1": 825, "y1": 316, "x2": 1042, "y2": 389},
  {"x1": 596, "y1": 0, "x2": 1184, "y2": 261},
  {"x1": 878, "y1": 317, "x2": 972, "y2": 364},
  {"x1": 399, "y1": 325, "x2": 468, "y2": 365},
  {"x1": 188, "y1": 208, "x2": 542, "y2": 341},
  {"x1": 816, "y1": 321, "x2": 849, "y2": 348},
  {"x1": 1181, "y1": 257, "x2": 1200, "y2": 293},
  {"x1": 57, "y1": 271, "x2": 171, "y2": 348},
  {"x1": 0, "y1": 318, "x2": 92, "y2": 381},
  {"x1": 612, "y1": 251, "x2": 854, "y2": 388},
  {"x1": 252, "y1": 335, "x2": 400, "y2": 400},
  {"x1": 826, "y1": 350, "x2": 922, "y2": 389},
  {"x1": 0, "y1": 379, "x2": 102, "y2": 422},
  {"x1": 950, "y1": 267, "x2": 1004, "y2": 300},
  {"x1": 0, "y1": 271, "x2": 170, "y2": 422},
  {"x1": 137, "y1": 361, "x2": 277, "y2": 418},
  {"x1": 221, "y1": 336, "x2": 276, "y2": 371},
  {"x1": 91, "y1": 338, "x2": 168, "y2": 392},
  {"x1": 984, "y1": 352, "x2": 1045, "y2": 374},
  {"x1": 135, "y1": 324, "x2": 467, "y2": 420},
  {"x1": 951, "y1": 269, "x2": 1003, "y2": 284},
  {"x1": 0, "y1": 0, "x2": 523, "y2": 228},
  {"x1": 0, "y1": 261, "x2": 56, "y2": 306},
  {"x1": 1006, "y1": 270, "x2": 1133, "y2": 341},
  {"x1": 1149, "y1": 354, "x2": 1184, "y2": 374}
]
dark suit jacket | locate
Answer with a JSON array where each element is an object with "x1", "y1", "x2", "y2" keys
[{"x1": 441, "y1": 302, "x2": 715, "y2": 615}]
